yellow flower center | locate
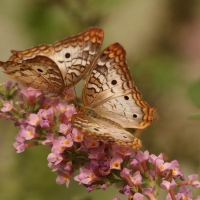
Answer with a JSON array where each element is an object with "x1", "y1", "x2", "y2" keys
[
  {"x1": 90, "y1": 142, "x2": 96, "y2": 147},
  {"x1": 35, "y1": 117, "x2": 40, "y2": 124},
  {"x1": 113, "y1": 162, "x2": 120, "y2": 168},
  {"x1": 63, "y1": 174, "x2": 69, "y2": 181},
  {"x1": 59, "y1": 146, "x2": 65, "y2": 151},
  {"x1": 159, "y1": 165, "x2": 164, "y2": 170},
  {"x1": 60, "y1": 107, "x2": 66, "y2": 113},
  {"x1": 64, "y1": 139, "x2": 70, "y2": 145},
  {"x1": 28, "y1": 131, "x2": 33, "y2": 136},
  {"x1": 172, "y1": 170, "x2": 177, "y2": 175},
  {"x1": 89, "y1": 173, "x2": 94, "y2": 180},
  {"x1": 120, "y1": 148, "x2": 126, "y2": 154},
  {"x1": 7, "y1": 105, "x2": 12, "y2": 110},
  {"x1": 76, "y1": 135, "x2": 83, "y2": 140}
]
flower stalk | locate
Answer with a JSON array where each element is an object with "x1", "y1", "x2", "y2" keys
[{"x1": 0, "y1": 81, "x2": 200, "y2": 200}]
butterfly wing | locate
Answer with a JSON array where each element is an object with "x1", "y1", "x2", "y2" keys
[
  {"x1": 72, "y1": 113, "x2": 142, "y2": 151},
  {"x1": 9, "y1": 27, "x2": 104, "y2": 89},
  {"x1": 82, "y1": 43, "x2": 155, "y2": 129},
  {"x1": 0, "y1": 56, "x2": 65, "y2": 97}
]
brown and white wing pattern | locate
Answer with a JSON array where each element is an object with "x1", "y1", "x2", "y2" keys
[
  {"x1": 0, "y1": 56, "x2": 65, "y2": 97},
  {"x1": 9, "y1": 27, "x2": 104, "y2": 88},
  {"x1": 83, "y1": 43, "x2": 155, "y2": 129},
  {"x1": 72, "y1": 43, "x2": 155, "y2": 149},
  {"x1": 72, "y1": 113, "x2": 142, "y2": 151}
]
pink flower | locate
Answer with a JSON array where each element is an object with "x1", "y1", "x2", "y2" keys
[
  {"x1": 161, "y1": 179, "x2": 177, "y2": 190},
  {"x1": 130, "y1": 159, "x2": 139, "y2": 167},
  {"x1": 99, "y1": 159, "x2": 111, "y2": 176},
  {"x1": 20, "y1": 125, "x2": 36, "y2": 140},
  {"x1": 170, "y1": 161, "x2": 184, "y2": 178},
  {"x1": 65, "y1": 88, "x2": 75, "y2": 100},
  {"x1": 120, "y1": 185, "x2": 131, "y2": 196},
  {"x1": 39, "y1": 119, "x2": 50, "y2": 128},
  {"x1": 20, "y1": 87, "x2": 42, "y2": 98},
  {"x1": 48, "y1": 162, "x2": 60, "y2": 172},
  {"x1": 131, "y1": 171, "x2": 142, "y2": 185},
  {"x1": 74, "y1": 168, "x2": 99, "y2": 185},
  {"x1": 156, "y1": 159, "x2": 171, "y2": 172},
  {"x1": 5, "y1": 80, "x2": 12, "y2": 89},
  {"x1": 13, "y1": 132, "x2": 26, "y2": 153},
  {"x1": 2, "y1": 83, "x2": 200, "y2": 200},
  {"x1": 28, "y1": 113, "x2": 40, "y2": 126},
  {"x1": 135, "y1": 150, "x2": 149, "y2": 162},
  {"x1": 64, "y1": 106, "x2": 76, "y2": 120},
  {"x1": 175, "y1": 186, "x2": 193, "y2": 200},
  {"x1": 101, "y1": 183, "x2": 109, "y2": 190},
  {"x1": 62, "y1": 135, "x2": 73, "y2": 147},
  {"x1": 59, "y1": 124, "x2": 71, "y2": 135},
  {"x1": 88, "y1": 145, "x2": 105, "y2": 159},
  {"x1": 47, "y1": 152, "x2": 63, "y2": 165},
  {"x1": 64, "y1": 162, "x2": 72, "y2": 171},
  {"x1": 41, "y1": 133, "x2": 55, "y2": 146},
  {"x1": 51, "y1": 136, "x2": 73, "y2": 154},
  {"x1": 149, "y1": 153, "x2": 163, "y2": 164},
  {"x1": 56, "y1": 102, "x2": 68, "y2": 113},
  {"x1": 37, "y1": 109, "x2": 49, "y2": 119},
  {"x1": 112, "y1": 145, "x2": 134, "y2": 157},
  {"x1": 133, "y1": 193, "x2": 144, "y2": 200},
  {"x1": 188, "y1": 174, "x2": 200, "y2": 188},
  {"x1": 20, "y1": 87, "x2": 42, "y2": 105},
  {"x1": 112, "y1": 195, "x2": 120, "y2": 200},
  {"x1": 84, "y1": 138, "x2": 99, "y2": 148},
  {"x1": 56, "y1": 172, "x2": 70, "y2": 187},
  {"x1": 143, "y1": 186, "x2": 156, "y2": 199},
  {"x1": 110, "y1": 155, "x2": 123, "y2": 170},
  {"x1": 13, "y1": 141, "x2": 25, "y2": 153},
  {"x1": 120, "y1": 168, "x2": 131, "y2": 178},
  {"x1": 72, "y1": 128, "x2": 83, "y2": 142},
  {"x1": 1, "y1": 100, "x2": 13, "y2": 112}
]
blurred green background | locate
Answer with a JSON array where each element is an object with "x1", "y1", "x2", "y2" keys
[{"x1": 0, "y1": 0, "x2": 200, "y2": 199}]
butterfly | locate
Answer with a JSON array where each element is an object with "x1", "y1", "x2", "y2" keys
[
  {"x1": 72, "y1": 42, "x2": 155, "y2": 151},
  {"x1": 0, "y1": 27, "x2": 104, "y2": 98}
]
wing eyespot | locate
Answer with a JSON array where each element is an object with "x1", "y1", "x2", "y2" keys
[
  {"x1": 37, "y1": 68, "x2": 43, "y2": 73},
  {"x1": 111, "y1": 80, "x2": 117, "y2": 85},
  {"x1": 133, "y1": 114, "x2": 137, "y2": 118},
  {"x1": 124, "y1": 96, "x2": 129, "y2": 100},
  {"x1": 65, "y1": 53, "x2": 71, "y2": 59}
]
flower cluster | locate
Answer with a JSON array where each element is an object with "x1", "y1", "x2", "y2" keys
[{"x1": 0, "y1": 81, "x2": 200, "y2": 200}]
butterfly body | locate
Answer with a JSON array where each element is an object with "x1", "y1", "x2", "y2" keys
[{"x1": 81, "y1": 106, "x2": 123, "y2": 128}]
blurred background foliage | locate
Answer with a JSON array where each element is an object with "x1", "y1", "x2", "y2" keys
[{"x1": 0, "y1": 0, "x2": 200, "y2": 199}]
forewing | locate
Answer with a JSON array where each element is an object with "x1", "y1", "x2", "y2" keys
[
  {"x1": 0, "y1": 56, "x2": 64, "y2": 97},
  {"x1": 83, "y1": 42, "x2": 155, "y2": 129},
  {"x1": 9, "y1": 27, "x2": 104, "y2": 88},
  {"x1": 72, "y1": 113, "x2": 142, "y2": 151}
]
